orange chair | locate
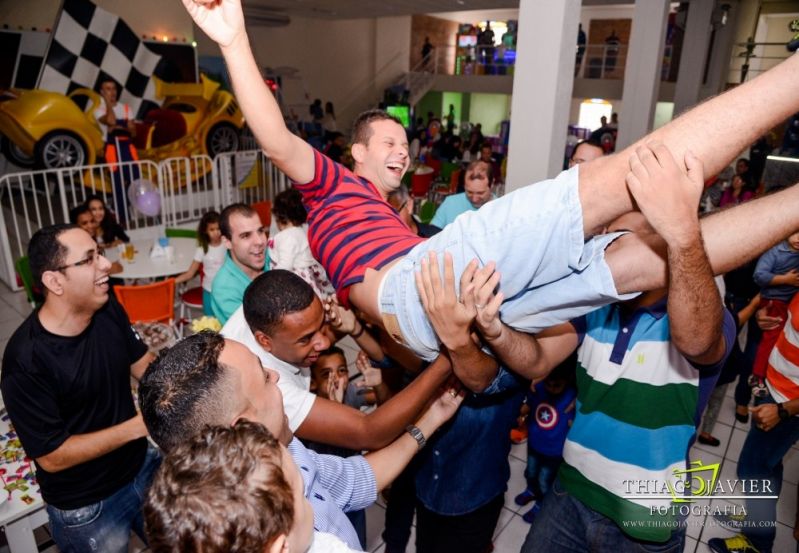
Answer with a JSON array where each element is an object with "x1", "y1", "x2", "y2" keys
[
  {"x1": 251, "y1": 200, "x2": 272, "y2": 228},
  {"x1": 114, "y1": 278, "x2": 176, "y2": 325}
]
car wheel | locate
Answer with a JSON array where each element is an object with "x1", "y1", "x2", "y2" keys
[
  {"x1": 35, "y1": 131, "x2": 87, "y2": 169},
  {"x1": 1, "y1": 136, "x2": 36, "y2": 168},
  {"x1": 205, "y1": 123, "x2": 240, "y2": 157}
]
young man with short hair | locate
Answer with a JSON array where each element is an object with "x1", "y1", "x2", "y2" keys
[
  {"x1": 210, "y1": 202, "x2": 268, "y2": 323},
  {"x1": 1, "y1": 224, "x2": 158, "y2": 553},
  {"x1": 221, "y1": 270, "x2": 457, "y2": 451}
]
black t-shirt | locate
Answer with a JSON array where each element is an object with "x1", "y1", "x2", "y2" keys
[{"x1": 1, "y1": 295, "x2": 148, "y2": 509}]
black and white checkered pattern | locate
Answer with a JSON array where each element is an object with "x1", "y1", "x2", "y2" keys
[{"x1": 38, "y1": 0, "x2": 167, "y2": 119}]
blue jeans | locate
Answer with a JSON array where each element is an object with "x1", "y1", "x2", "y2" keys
[
  {"x1": 526, "y1": 452, "x2": 561, "y2": 498},
  {"x1": 738, "y1": 391, "x2": 799, "y2": 553},
  {"x1": 46, "y1": 446, "x2": 161, "y2": 553},
  {"x1": 380, "y1": 166, "x2": 635, "y2": 361},
  {"x1": 520, "y1": 478, "x2": 685, "y2": 553}
]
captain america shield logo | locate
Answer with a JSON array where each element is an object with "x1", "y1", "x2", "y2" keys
[{"x1": 535, "y1": 403, "x2": 558, "y2": 430}]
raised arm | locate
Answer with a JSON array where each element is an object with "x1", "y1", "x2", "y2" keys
[
  {"x1": 183, "y1": 0, "x2": 314, "y2": 183},
  {"x1": 364, "y1": 383, "x2": 464, "y2": 491},
  {"x1": 295, "y1": 354, "x2": 452, "y2": 450},
  {"x1": 625, "y1": 144, "x2": 726, "y2": 364}
]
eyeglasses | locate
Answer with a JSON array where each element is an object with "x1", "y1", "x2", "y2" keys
[{"x1": 54, "y1": 250, "x2": 101, "y2": 272}]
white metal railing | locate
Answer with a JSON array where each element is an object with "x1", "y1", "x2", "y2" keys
[
  {"x1": 425, "y1": 43, "x2": 677, "y2": 82},
  {"x1": 214, "y1": 150, "x2": 290, "y2": 207},
  {"x1": 732, "y1": 40, "x2": 794, "y2": 83},
  {"x1": 0, "y1": 150, "x2": 285, "y2": 291}
]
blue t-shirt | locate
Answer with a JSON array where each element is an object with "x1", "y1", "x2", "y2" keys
[
  {"x1": 753, "y1": 241, "x2": 799, "y2": 302},
  {"x1": 430, "y1": 193, "x2": 478, "y2": 229},
  {"x1": 526, "y1": 386, "x2": 576, "y2": 458}
]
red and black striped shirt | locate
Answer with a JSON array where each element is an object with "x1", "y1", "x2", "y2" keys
[{"x1": 294, "y1": 150, "x2": 424, "y2": 307}]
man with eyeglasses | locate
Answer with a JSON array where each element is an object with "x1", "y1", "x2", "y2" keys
[{"x1": 1, "y1": 224, "x2": 160, "y2": 553}]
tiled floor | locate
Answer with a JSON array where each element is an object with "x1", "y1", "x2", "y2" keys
[{"x1": 1, "y1": 281, "x2": 798, "y2": 552}]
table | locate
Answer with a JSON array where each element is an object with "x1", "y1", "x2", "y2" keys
[
  {"x1": 107, "y1": 237, "x2": 197, "y2": 280},
  {"x1": 0, "y1": 410, "x2": 47, "y2": 553}
]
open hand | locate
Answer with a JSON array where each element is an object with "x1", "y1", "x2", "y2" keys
[
  {"x1": 415, "y1": 251, "x2": 476, "y2": 350},
  {"x1": 469, "y1": 262, "x2": 503, "y2": 341},
  {"x1": 323, "y1": 297, "x2": 358, "y2": 335},
  {"x1": 625, "y1": 142, "x2": 704, "y2": 246},
  {"x1": 755, "y1": 306, "x2": 783, "y2": 331},
  {"x1": 326, "y1": 371, "x2": 345, "y2": 403},
  {"x1": 181, "y1": 0, "x2": 246, "y2": 48},
  {"x1": 355, "y1": 351, "x2": 382, "y2": 387},
  {"x1": 423, "y1": 378, "x2": 466, "y2": 427}
]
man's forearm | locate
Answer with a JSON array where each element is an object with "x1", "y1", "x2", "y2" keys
[
  {"x1": 36, "y1": 414, "x2": 147, "y2": 473},
  {"x1": 485, "y1": 325, "x2": 543, "y2": 379},
  {"x1": 485, "y1": 323, "x2": 579, "y2": 381},
  {"x1": 363, "y1": 406, "x2": 442, "y2": 491},
  {"x1": 446, "y1": 336, "x2": 498, "y2": 392},
  {"x1": 666, "y1": 231, "x2": 725, "y2": 363},
  {"x1": 358, "y1": 355, "x2": 451, "y2": 449}
]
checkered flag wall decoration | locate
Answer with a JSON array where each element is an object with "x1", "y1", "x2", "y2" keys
[{"x1": 38, "y1": 0, "x2": 168, "y2": 119}]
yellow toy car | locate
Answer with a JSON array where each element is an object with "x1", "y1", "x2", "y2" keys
[{"x1": 0, "y1": 75, "x2": 244, "y2": 170}]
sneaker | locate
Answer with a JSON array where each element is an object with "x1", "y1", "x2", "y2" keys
[
  {"x1": 522, "y1": 503, "x2": 541, "y2": 524},
  {"x1": 708, "y1": 534, "x2": 760, "y2": 553},
  {"x1": 514, "y1": 489, "x2": 535, "y2": 506},
  {"x1": 510, "y1": 426, "x2": 528, "y2": 445},
  {"x1": 713, "y1": 512, "x2": 749, "y2": 531}
]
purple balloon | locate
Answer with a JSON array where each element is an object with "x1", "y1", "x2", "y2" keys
[{"x1": 136, "y1": 190, "x2": 161, "y2": 217}]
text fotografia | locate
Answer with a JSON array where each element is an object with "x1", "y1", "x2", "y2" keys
[
  {"x1": 649, "y1": 502, "x2": 744, "y2": 517},
  {"x1": 622, "y1": 461, "x2": 777, "y2": 503}
]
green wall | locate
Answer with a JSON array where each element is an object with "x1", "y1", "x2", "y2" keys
[
  {"x1": 415, "y1": 91, "x2": 510, "y2": 136},
  {"x1": 415, "y1": 91, "x2": 443, "y2": 124},
  {"x1": 442, "y1": 92, "x2": 464, "y2": 127},
  {"x1": 467, "y1": 93, "x2": 511, "y2": 136}
]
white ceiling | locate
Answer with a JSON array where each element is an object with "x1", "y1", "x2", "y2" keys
[
  {"x1": 243, "y1": 0, "x2": 522, "y2": 20},
  {"x1": 245, "y1": 0, "x2": 799, "y2": 21}
]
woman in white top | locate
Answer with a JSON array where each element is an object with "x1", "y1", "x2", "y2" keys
[
  {"x1": 174, "y1": 211, "x2": 227, "y2": 314},
  {"x1": 268, "y1": 189, "x2": 335, "y2": 299}
]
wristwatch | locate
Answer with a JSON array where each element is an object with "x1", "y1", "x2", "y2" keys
[
  {"x1": 405, "y1": 425, "x2": 427, "y2": 450},
  {"x1": 778, "y1": 403, "x2": 791, "y2": 421}
]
